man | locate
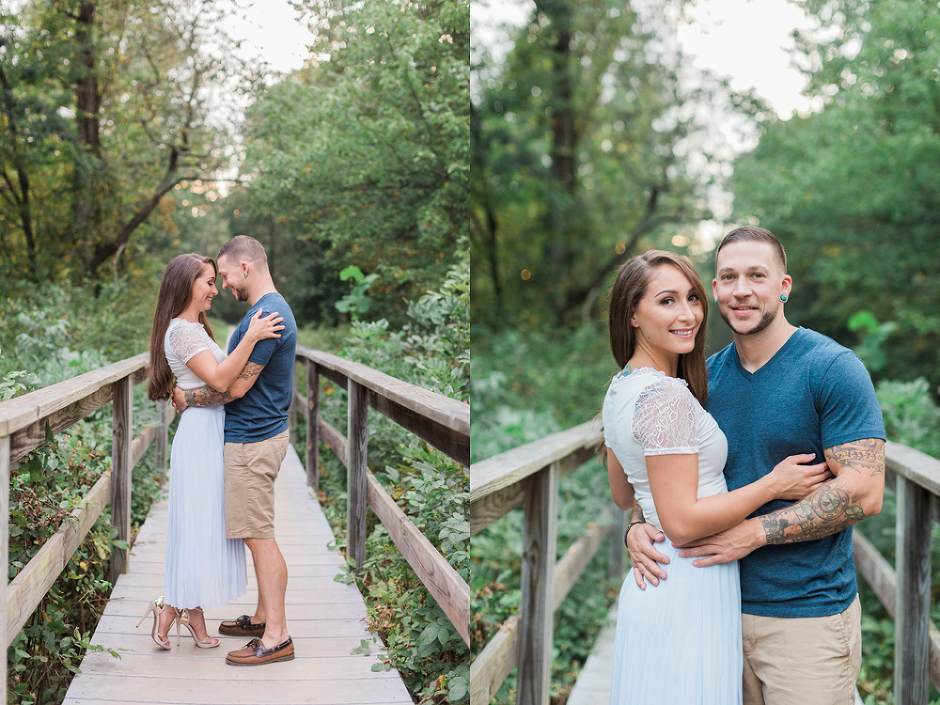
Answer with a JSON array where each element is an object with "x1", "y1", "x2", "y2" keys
[
  {"x1": 173, "y1": 235, "x2": 297, "y2": 666},
  {"x1": 627, "y1": 226, "x2": 885, "y2": 704}
]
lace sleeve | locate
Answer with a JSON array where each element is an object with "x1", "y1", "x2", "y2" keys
[
  {"x1": 632, "y1": 379, "x2": 698, "y2": 456},
  {"x1": 167, "y1": 322, "x2": 210, "y2": 364}
]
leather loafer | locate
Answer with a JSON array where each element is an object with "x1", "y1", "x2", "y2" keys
[
  {"x1": 218, "y1": 615, "x2": 266, "y2": 637},
  {"x1": 225, "y1": 637, "x2": 294, "y2": 666}
]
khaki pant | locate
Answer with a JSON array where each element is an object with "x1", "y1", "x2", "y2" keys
[
  {"x1": 224, "y1": 431, "x2": 289, "y2": 540},
  {"x1": 742, "y1": 594, "x2": 862, "y2": 705}
]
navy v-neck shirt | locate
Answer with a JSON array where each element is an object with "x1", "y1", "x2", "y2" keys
[{"x1": 706, "y1": 327, "x2": 885, "y2": 618}]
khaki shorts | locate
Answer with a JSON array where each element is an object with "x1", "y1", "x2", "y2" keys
[
  {"x1": 224, "y1": 431, "x2": 289, "y2": 539},
  {"x1": 742, "y1": 594, "x2": 862, "y2": 705}
]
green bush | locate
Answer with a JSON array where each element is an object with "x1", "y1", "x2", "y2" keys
[
  {"x1": 470, "y1": 323, "x2": 621, "y2": 701},
  {"x1": 3, "y1": 303, "x2": 165, "y2": 704},
  {"x1": 298, "y1": 251, "x2": 469, "y2": 703}
]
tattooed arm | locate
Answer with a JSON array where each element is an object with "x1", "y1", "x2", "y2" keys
[
  {"x1": 675, "y1": 438, "x2": 885, "y2": 567},
  {"x1": 757, "y1": 438, "x2": 884, "y2": 543},
  {"x1": 172, "y1": 362, "x2": 265, "y2": 412},
  {"x1": 624, "y1": 499, "x2": 672, "y2": 588}
]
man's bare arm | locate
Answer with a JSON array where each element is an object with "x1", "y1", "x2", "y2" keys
[
  {"x1": 678, "y1": 438, "x2": 884, "y2": 566},
  {"x1": 179, "y1": 362, "x2": 264, "y2": 409},
  {"x1": 757, "y1": 438, "x2": 884, "y2": 544},
  {"x1": 625, "y1": 498, "x2": 670, "y2": 588},
  {"x1": 183, "y1": 386, "x2": 234, "y2": 408}
]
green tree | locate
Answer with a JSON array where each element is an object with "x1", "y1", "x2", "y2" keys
[
  {"x1": 731, "y1": 0, "x2": 940, "y2": 390},
  {"x1": 0, "y1": 0, "x2": 245, "y2": 284},
  {"x1": 471, "y1": 0, "x2": 730, "y2": 327},
  {"x1": 235, "y1": 0, "x2": 469, "y2": 325}
]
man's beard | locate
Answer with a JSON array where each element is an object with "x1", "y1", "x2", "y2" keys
[
  {"x1": 231, "y1": 284, "x2": 249, "y2": 302},
  {"x1": 719, "y1": 305, "x2": 777, "y2": 336}
]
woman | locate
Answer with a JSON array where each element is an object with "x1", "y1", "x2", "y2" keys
[
  {"x1": 141, "y1": 253, "x2": 283, "y2": 649},
  {"x1": 603, "y1": 250, "x2": 828, "y2": 703}
]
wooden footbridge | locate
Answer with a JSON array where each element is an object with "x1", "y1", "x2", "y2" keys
[
  {"x1": 0, "y1": 346, "x2": 470, "y2": 704},
  {"x1": 470, "y1": 420, "x2": 940, "y2": 705}
]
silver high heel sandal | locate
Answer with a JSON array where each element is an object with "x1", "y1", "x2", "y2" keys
[
  {"x1": 177, "y1": 607, "x2": 221, "y2": 648},
  {"x1": 135, "y1": 595, "x2": 176, "y2": 650}
]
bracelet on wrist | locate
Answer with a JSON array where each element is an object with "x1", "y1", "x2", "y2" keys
[{"x1": 623, "y1": 519, "x2": 646, "y2": 547}]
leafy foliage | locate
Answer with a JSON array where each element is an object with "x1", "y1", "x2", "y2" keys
[
  {"x1": 236, "y1": 0, "x2": 469, "y2": 327},
  {"x1": 0, "y1": 0, "x2": 246, "y2": 284},
  {"x1": 471, "y1": 324, "x2": 622, "y2": 700},
  {"x1": 470, "y1": 0, "x2": 748, "y2": 326},
  {"x1": 299, "y1": 251, "x2": 469, "y2": 702},
  {"x1": 3, "y1": 306, "x2": 166, "y2": 704},
  {"x1": 731, "y1": 0, "x2": 940, "y2": 391}
]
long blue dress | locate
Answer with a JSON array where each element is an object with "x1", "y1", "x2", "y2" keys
[
  {"x1": 603, "y1": 367, "x2": 742, "y2": 704},
  {"x1": 162, "y1": 318, "x2": 246, "y2": 609}
]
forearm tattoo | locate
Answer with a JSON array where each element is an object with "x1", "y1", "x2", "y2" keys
[
  {"x1": 758, "y1": 438, "x2": 885, "y2": 545},
  {"x1": 184, "y1": 385, "x2": 232, "y2": 407},
  {"x1": 631, "y1": 498, "x2": 646, "y2": 525},
  {"x1": 183, "y1": 362, "x2": 262, "y2": 408},
  {"x1": 825, "y1": 437, "x2": 885, "y2": 477}
]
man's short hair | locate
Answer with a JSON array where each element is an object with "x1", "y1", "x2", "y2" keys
[
  {"x1": 218, "y1": 236, "x2": 268, "y2": 271},
  {"x1": 716, "y1": 226, "x2": 787, "y2": 272}
]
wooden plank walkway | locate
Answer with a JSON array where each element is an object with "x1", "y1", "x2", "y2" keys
[
  {"x1": 63, "y1": 446, "x2": 412, "y2": 705},
  {"x1": 568, "y1": 601, "x2": 865, "y2": 705}
]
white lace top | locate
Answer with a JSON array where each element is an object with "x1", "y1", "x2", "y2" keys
[
  {"x1": 602, "y1": 367, "x2": 728, "y2": 532},
  {"x1": 164, "y1": 318, "x2": 225, "y2": 390}
]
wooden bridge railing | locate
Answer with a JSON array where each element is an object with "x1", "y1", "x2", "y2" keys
[
  {"x1": 0, "y1": 353, "x2": 173, "y2": 699},
  {"x1": 468, "y1": 418, "x2": 624, "y2": 705},
  {"x1": 289, "y1": 346, "x2": 471, "y2": 646},
  {"x1": 0, "y1": 344, "x2": 471, "y2": 700},
  {"x1": 469, "y1": 422, "x2": 940, "y2": 705}
]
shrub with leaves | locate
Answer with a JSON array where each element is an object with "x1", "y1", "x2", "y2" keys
[
  {"x1": 299, "y1": 250, "x2": 469, "y2": 703},
  {"x1": 3, "y1": 307, "x2": 165, "y2": 704}
]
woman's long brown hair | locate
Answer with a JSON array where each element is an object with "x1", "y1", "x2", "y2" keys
[
  {"x1": 607, "y1": 250, "x2": 709, "y2": 405},
  {"x1": 147, "y1": 254, "x2": 218, "y2": 401}
]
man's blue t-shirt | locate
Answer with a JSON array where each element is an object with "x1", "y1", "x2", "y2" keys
[
  {"x1": 225, "y1": 292, "x2": 297, "y2": 443},
  {"x1": 705, "y1": 327, "x2": 885, "y2": 618}
]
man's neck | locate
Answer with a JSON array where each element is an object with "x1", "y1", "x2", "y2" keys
[
  {"x1": 733, "y1": 318, "x2": 798, "y2": 373},
  {"x1": 247, "y1": 279, "x2": 278, "y2": 307}
]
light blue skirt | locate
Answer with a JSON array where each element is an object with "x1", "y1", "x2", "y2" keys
[
  {"x1": 164, "y1": 405, "x2": 246, "y2": 609},
  {"x1": 609, "y1": 539, "x2": 742, "y2": 705}
]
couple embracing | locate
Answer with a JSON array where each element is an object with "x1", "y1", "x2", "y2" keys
[
  {"x1": 141, "y1": 235, "x2": 296, "y2": 666},
  {"x1": 603, "y1": 227, "x2": 886, "y2": 704}
]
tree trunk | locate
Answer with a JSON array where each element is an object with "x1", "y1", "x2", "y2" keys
[
  {"x1": 73, "y1": 0, "x2": 102, "y2": 260},
  {"x1": 0, "y1": 63, "x2": 38, "y2": 277},
  {"x1": 470, "y1": 102, "x2": 503, "y2": 313}
]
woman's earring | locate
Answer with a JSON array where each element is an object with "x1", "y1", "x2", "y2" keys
[{"x1": 780, "y1": 294, "x2": 788, "y2": 302}]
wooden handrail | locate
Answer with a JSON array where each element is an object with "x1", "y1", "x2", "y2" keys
[
  {"x1": 297, "y1": 346, "x2": 469, "y2": 467},
  {"x1": 468, "y1": 421, "x2": 620, "y2": 705},
  {"x1": 0, "y1": 354, "x2": 148, "y2": 438},
  {"x1": 470, "y1": 419, "x2": 603, "y2": 536},
  {"x1": 297, "y1": 347, "x2": 469, "y2": 434},
  {"x1": 291, "y1": 350, "x2": 471, "y2": 647},
  {"x1": 470, "y1": 422, "x2": 940, "y2": 705},
  {"x1": 0, "y1": 355, "x2": 172, "y2": 701},
  {"x1": 0, "y1": 346, "x2": 472, "y2": 700}
]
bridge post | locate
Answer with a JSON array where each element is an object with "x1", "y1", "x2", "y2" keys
[
  {"x1": 288, "y1": 391, "x2": 298, "y2": 445},
  {"x1": 1, "y1": 434, "x2": 9, "y2": 697},
  {"x1": 347, "y1": 380, "x2": 368, "y2": 572},
  {"x1": 154, "y1": 400, "x2": 168, "y2": 476},
  {"x1": 517, "y1": 460, "x2": 559, "y2": 705},
  {"x1": 608, "y1": 502, "x2": 626, "y2": 580},
  {"x1": 306, "y1": 361, "x2": 319, "y2": 490},
  {"x1": 894, "y1": 476, "x2": 933, "y2": 705},
  {"x1": 110, "y1": 377, "x2": 133, "y2": 582}
]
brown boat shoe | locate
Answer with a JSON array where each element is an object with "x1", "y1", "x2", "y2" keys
[
  {"x1": 218, "y1": 615, "x2": 266, "y2": 637},
  {"x1": 225, "y1": 637, "x2": 294, "y2": 666}
]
